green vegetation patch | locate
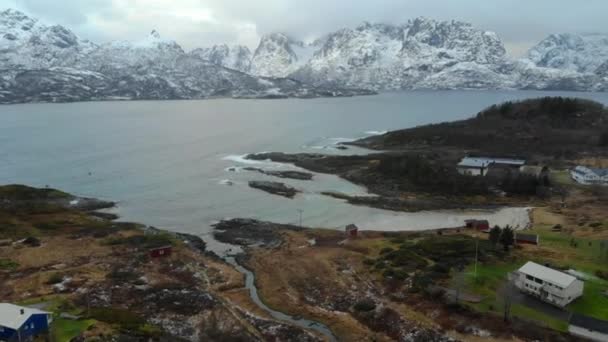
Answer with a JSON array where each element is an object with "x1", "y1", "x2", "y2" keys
[
  {"x1": 0, "y1": 184, "x2": 71, "y2": 201},
  {"x1": 51, "y1": 318, "x2": 95, "y2": 342},
  {"x1": 0, "y1": 258, "x2": 19, "y2": 271}
]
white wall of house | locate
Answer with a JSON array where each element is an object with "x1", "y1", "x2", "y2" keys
[
  {"x1": 513, "y1": 271, "x2": 583, "y2": 307},
  {"x1": 569, "y1": 325, "x2": 608, "y2": 342}
]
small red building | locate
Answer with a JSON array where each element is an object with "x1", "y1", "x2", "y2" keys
[
  {"x1": 345, "y1": 224, "x2": 359, "y2": 238},
  {"x1": 149, "y1": 245, "x2": 172, "y2": 258},
  {"x1": 515, "y1": 233, "x2": 539, "y2": 246},
  {"x1": 465, "y1": 219, "x2": 490, "y2": 232}
]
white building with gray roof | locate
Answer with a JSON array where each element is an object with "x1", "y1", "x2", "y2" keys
[{"x1": 512, "y1": 261, "x2": 584, "y2": 308}]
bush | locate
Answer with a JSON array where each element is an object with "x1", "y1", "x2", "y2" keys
[
  {"x1": 353, "y1": 300, "x2": 376, "y2": 312},
  {"x1": 363, "y1": 258, "x2": 375, "y2": 266},
  {"x1": 0, "y1": 259, "x2": 18, "y2": 271},
  {"x1": 595, "y1": 270, "x2": 608, "y2": 281},
  {"x1": 46, "y1": 273, "x2": 64, "y2": 285},
  {"x1": 379, "y1": 247, "x2": 394, "y2": 255},
  {"x1": 589, "y1": 222, "x2": 603, "y2": 228}
]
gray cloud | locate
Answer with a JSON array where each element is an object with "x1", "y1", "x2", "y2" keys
[{"x1": 12, "y1": 0, "x2": 608, "y2": 56}]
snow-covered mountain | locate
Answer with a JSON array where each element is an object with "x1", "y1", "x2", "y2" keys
[
  {"x1": 526, "y1": 33, "x2": 608, "y2": 73},
  {"x1": 1, "y1": 8, "x2": 607, "y2": 104},
  {"x1": 189, "y1": 44, "x2": 251, "y2": 73},
  {"x1": 246, "y1": 18, "x2": 606, "y2": 91},
  {"x1": 249, "y1": 33, "x2": 318, "y2": 77},
  {"x1": 287, "y1": 19, "x2": 512, "y2": 90},
  {"x1": 0, "y1": 9, "x2": 371, "y2": 104}
]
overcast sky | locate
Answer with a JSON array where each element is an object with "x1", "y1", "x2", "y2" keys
[{"x1": 9, "y1": 0, "x2": 608, "y2": 56}]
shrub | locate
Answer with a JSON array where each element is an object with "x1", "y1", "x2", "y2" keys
[
  {"x1": 589, "y1": 222, "x2": 603, "y2": 228},
  {"x1": 46, "y1": 273, "x2": 64, "y2": 285},
  {"x1": 0, "y1": 259, "x2": 18, "y2": 271},
  {"x1": 354, "y1": 300, "x2": 376, "y2": 312},
  {"x1": 363, "y1": 258, "x2": 375, "y2": 266},
  {"x1": 380, "y1": 247, "x2": 394, "y2": 255},
  {"x1": 595, "y1": 270, "x2": 608, "y2": 281}
]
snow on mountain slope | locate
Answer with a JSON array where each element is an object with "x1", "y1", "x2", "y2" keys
[
  {"x1": 189, "y1": 44, "x2": 252, "y2": 72},
  {"x1": 249, "y1": 33, "x2": 317, "y2": 77},
  {"x1": 287, "y1": 18, "x2": 511, "y2": 90},
  {"x1": 0, "y1": 9, "x2": 96, "y2": 69},
  {"x1": 1, "y1": 7, "x2": 607, "y2": 103},
  {"x1": 0, "y1": 9, "x2": 371, "y2": 104},
  {"x1": 76, "y1": 30, "x2": 185, "y2": 71},
  {"x1": 526, "y1": 33, "x2": 608, "y2": 73}
]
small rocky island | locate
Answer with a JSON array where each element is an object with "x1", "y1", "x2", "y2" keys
[
  {"x1": 243, "y1": 167, "x2": 314, "y2": 180},
  {"x1": 248, "y1": 180, "x2": 300, "y2": 198}
]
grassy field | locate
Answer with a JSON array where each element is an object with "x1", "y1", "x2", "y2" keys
[
  {"x1": 457, "y1": 206, "x2": 608, "y2": 328},
  {"x1": 51, "y1": 318, "x2": 95, "y2": 342}
]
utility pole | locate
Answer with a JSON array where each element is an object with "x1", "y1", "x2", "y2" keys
[
  {"x1": 474, "y1": 234, "x2": 479, "y2": 280},
  {"x1": 297, "y1": 209, "x2": 303, "y2": 228}
]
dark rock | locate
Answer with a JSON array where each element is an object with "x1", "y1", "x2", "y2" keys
[
  {"x1": 248, "y1": 180, "x2": 299, "y2": 198},
  {"x1": 213, "y1": 218, "x2": 301, "y2": 248},
  {"x1": 243, "y1": 167, "x2": 313, "y2": 180}
]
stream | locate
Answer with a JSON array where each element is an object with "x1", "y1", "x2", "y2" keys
[{"x1": 225, "y1": 257, "x2": 338, "y2": 342}]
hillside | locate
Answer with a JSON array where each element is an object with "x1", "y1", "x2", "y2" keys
[{"x1": 352, "y1": 97, "x2": 608, "y2": 159}]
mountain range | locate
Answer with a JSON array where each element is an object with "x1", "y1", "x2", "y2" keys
[{"x1": 1, "y1": 8, "x2": 607, "y2": 104}]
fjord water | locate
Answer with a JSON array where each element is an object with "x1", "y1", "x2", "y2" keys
[{"x1": 2, "y1": 91, "x2": 608, "y2": 252}]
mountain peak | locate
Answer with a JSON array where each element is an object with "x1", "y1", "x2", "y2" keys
[{"x1": 150, "y1": 29, "x2": 161, "y2": 39}]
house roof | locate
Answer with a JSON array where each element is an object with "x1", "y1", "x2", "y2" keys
[
  {"x1": 573, "y1": 166, "x2": 608, "y2": 178},
  {"x1": 570, "y1": 313, "x2": 608, "y2": 334},
  {"x1": 518, "y1": 262, "x2": 578, "y2": 288},
  {"x1": 0, "y1": 303, "x2": 50, "y2": 330},
  {"x1": 458, "y1": 157, "x2": 526, "y2": 169}
]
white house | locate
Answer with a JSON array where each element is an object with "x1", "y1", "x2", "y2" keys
[
  {"x1": 457, "y1": 157, "x2": 526, "y2": 176},
  {"x1": 512, "y1": 261, "x2": 584, "y2": 308},
  {"x1": 569, "y1": 313, "x2": 608, "y2": 342},
  {"x1": 571, "y1": 166, "x2": 608, "y2": 185}
]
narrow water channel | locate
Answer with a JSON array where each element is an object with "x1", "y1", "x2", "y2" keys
[{"x1": 225, "y1": 257, "x2": 337, "y2": 342}]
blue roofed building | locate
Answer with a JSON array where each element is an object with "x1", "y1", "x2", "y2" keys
[{"x1": 0, "y1": 303, "x2": 52, "y2": 342}]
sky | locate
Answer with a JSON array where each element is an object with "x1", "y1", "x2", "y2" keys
[{"x1": 8, "y1": 0, "x2": 608, "y2": 57}]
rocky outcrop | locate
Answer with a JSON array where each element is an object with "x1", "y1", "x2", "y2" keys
[
  {"x1": 248, "y1": 181, "x2": 300, "y2": 198},
  {"x1": 243, "y1": 167, "x2": 314, "y2": 180},
  {"x1": 213, "y1": 218, "x2": 301, "y2": 248}
]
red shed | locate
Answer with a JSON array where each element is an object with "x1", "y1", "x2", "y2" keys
[
  {"x1": 149, "y1": 245, "x2": 172, "y2": 258},
  {"x1": 345, "y1": 224, "x2": 359, "y2": 238},
  {"x1": 465, "y1": 219, "x2": 490, "y2": 232}
]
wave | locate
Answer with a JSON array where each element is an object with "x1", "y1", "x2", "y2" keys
[
  {"x1": 364, "y1": 130, "x2": 387, "y2": 135},
  {"x1": 218, "y1": 179, "x2": 234, "y2": 186}
]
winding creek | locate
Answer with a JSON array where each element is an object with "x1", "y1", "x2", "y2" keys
[{"x1": 225, "y1": 257, "x2": 337, "y2": 342}]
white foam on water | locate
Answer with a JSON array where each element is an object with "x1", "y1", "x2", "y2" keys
[
  {"x1": 364, "y1": 130, "x2": 388, "y2": 135},
  {"x1": 218, "y1": 179, "x2": 234, "y2": 186}
]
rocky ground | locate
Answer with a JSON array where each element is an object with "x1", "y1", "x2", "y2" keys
[
  {"x1": 211, "y1": 218, "x2": 582, "y2": 342},
  {"x1": 0, "y1": 185, "x2": 325, "y2": 342}
]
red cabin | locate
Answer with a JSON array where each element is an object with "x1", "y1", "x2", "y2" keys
[
  {"x1": 149, "y1": 245, "x2": 172, "y2": 258},
  {"x1": 465, "y1": 219, "x2": 490, "y2": 232},
  {"x1": 345, "y1": 224, "x2": 359, "y2": 238}
]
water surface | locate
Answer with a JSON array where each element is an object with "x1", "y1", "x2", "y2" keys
[{"x1": 2, "y1": 91, "x2": 607, "y2": 253}]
